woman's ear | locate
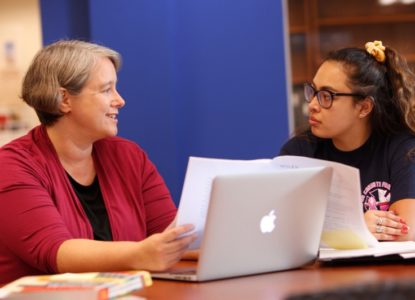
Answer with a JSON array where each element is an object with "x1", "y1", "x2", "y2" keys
[
  {"x1": 358, "y1": 96, "x2": 374, "y2": 118},
  {"x1": 58, "y1": 88, "x2": 71, "y2": 113}
]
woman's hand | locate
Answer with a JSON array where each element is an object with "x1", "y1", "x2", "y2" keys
[
  {"x1": 135, "y1": 224, "x2": 197, "y2": 271},
  {"x1": 364, "y1": 210, "x2": 409, "y2": 241}
]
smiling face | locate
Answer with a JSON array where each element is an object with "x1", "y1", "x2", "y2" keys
[
  {"x1": 62, "y1": 57, "x2": 125, "y2": 142},
  {"x1": 308, "y1": 60, "x2": 372, "y2": 150}
]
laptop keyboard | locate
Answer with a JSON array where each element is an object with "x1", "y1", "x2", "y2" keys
[{"x1": 285, "y1": 280, "x2": 415, "y2": 300}]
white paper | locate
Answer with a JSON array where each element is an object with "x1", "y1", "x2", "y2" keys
[
  {"x1": 320, "y1": 241, "x2": 415, "y2": 260},
  {"x1": 176, "y1": 155, "x2": 378, "y2": 249},
  {"x1": 400, "y1": 252, "x2": 415, "y2": 259},
  {"x1": 271, "y1": 156, "x2": 378, "y2": 249}
]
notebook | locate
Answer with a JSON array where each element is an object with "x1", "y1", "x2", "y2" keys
[{"x1": 152, "y1": 166, "x2": 333, "y2": 281}]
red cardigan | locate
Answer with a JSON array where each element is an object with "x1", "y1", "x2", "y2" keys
[{"x1": 0, "y1": 126, "x2": 176, "y2": 283}]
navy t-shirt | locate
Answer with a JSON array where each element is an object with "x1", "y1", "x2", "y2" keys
[{"x1": 279, "y1": 131, "x2": 415, "y2": 212}]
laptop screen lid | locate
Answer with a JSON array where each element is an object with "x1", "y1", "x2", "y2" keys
[{"x1": 152, "y1": 166, "x2": 332, "y2": 281}]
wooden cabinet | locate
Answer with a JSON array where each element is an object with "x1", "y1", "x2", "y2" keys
[{"x1": 287, "y1": 0, "x2": 415, "y2": 129}]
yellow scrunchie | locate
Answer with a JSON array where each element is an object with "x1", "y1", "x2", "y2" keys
[{"x1": 365, "y1": 40, "x2": 386, "y2": 63}]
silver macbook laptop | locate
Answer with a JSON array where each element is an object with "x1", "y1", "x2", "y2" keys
[{"x1": 152, "y1": 166, "x2": 332, "y2": 281}]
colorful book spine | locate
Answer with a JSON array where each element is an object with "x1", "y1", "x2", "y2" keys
[{"x1": 0, "y1": 270, "x2": 152, "y2": 300}]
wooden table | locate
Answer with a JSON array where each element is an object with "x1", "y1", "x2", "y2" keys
[{"x1": 135, "y1": 260, "x2": 415, "y2": 299}]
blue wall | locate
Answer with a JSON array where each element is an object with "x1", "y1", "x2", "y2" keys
[
  {"x1": 40, "y1": 0, "x2": 90, "y2": 44},
  {"x1": 39, "y1": 0, "x2": 289, "y2": 204}
]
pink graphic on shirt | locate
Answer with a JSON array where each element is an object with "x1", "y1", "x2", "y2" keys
[{"x1": 361, "y1": 181, "x2": 391, "y2": 212}]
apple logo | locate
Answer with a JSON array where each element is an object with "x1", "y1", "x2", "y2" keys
[{"x1": 260, "y1": 209, "x2": 276, "y2": 233}]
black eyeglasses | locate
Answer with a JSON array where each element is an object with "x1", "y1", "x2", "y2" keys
[{"x1": 304, "y1": 83, "x2": 366, "y2": 109}]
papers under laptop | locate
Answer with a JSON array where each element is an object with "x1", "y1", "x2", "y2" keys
[{"x1": 152, "y1": 156, "x2": 333, "y2": 281}]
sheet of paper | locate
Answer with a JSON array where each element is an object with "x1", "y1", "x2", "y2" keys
[
  {"x1": 176, "y1": 156, "x2": 279, "y2": 249},
  {"x1": 272, "y1": 155, "x2": 378, "y2": 249},
  {"x1": 319, "y1": 241, "x2": 415, "y2": 260},
  {"x1": 400, "y1": 252, "x2": 415, "y2": 259}
]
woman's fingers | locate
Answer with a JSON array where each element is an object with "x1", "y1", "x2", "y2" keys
[
  {"x1": 365, "y1": 210, "x2": 410, "y2": 241},
  {"x1": 158, "y1": 224, "x2": 197, "y2": 256},
  {"x1": 139, "y1": 225, "x2": 197, "y2": 271},
  {"x1": 376, "y1": 210, "x2": 405, "y2": 224},
  {"x1": 163, "y1": 224, "x2": 195, "y2": 242}
]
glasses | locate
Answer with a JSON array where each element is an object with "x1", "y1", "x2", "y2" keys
[{"x1": 304, "y1": 83, "x2": 366, "y2": 109}]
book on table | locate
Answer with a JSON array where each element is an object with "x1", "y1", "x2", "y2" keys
[{"x1": 0, "y1": 270, "x2": 152, "y2": 300}]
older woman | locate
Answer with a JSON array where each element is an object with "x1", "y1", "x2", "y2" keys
[{"x1": 0, "y1": 40, "x2": 195, "y2": 283}]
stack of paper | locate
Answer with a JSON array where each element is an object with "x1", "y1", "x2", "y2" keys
[{"x1": 320, "y1": 241, "x2": 415, "y2": 261}]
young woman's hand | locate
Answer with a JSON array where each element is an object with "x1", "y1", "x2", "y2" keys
[{"x1": 364, "y1": 210, "x2": 409, "y2": 241}]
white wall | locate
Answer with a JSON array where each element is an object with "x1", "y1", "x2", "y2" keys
[{"x1": 0, "y1": 0, "x2": 42, "y2": 145}]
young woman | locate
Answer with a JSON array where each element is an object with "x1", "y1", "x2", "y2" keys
[
  {"x1": 280, "y1": 41, "x2": 415, "y2": 242},
  {"x1": 0, "y1": 40, "x2": 196, "y2": 283}
]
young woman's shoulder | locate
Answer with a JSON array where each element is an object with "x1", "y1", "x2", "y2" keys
[
  {"x1": 375, "y1": 131, "x2": 415, "y2": 149},
  {"x1": 391, "y1": 131, "x2": 415, "y2": 143},
  {"x1": 383, "y1": 131, "x2": 415, "y2": 158}
]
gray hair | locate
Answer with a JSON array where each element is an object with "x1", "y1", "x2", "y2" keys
[{"x1": 22, "y1": 40, "x2": 121, "y2": 126}]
